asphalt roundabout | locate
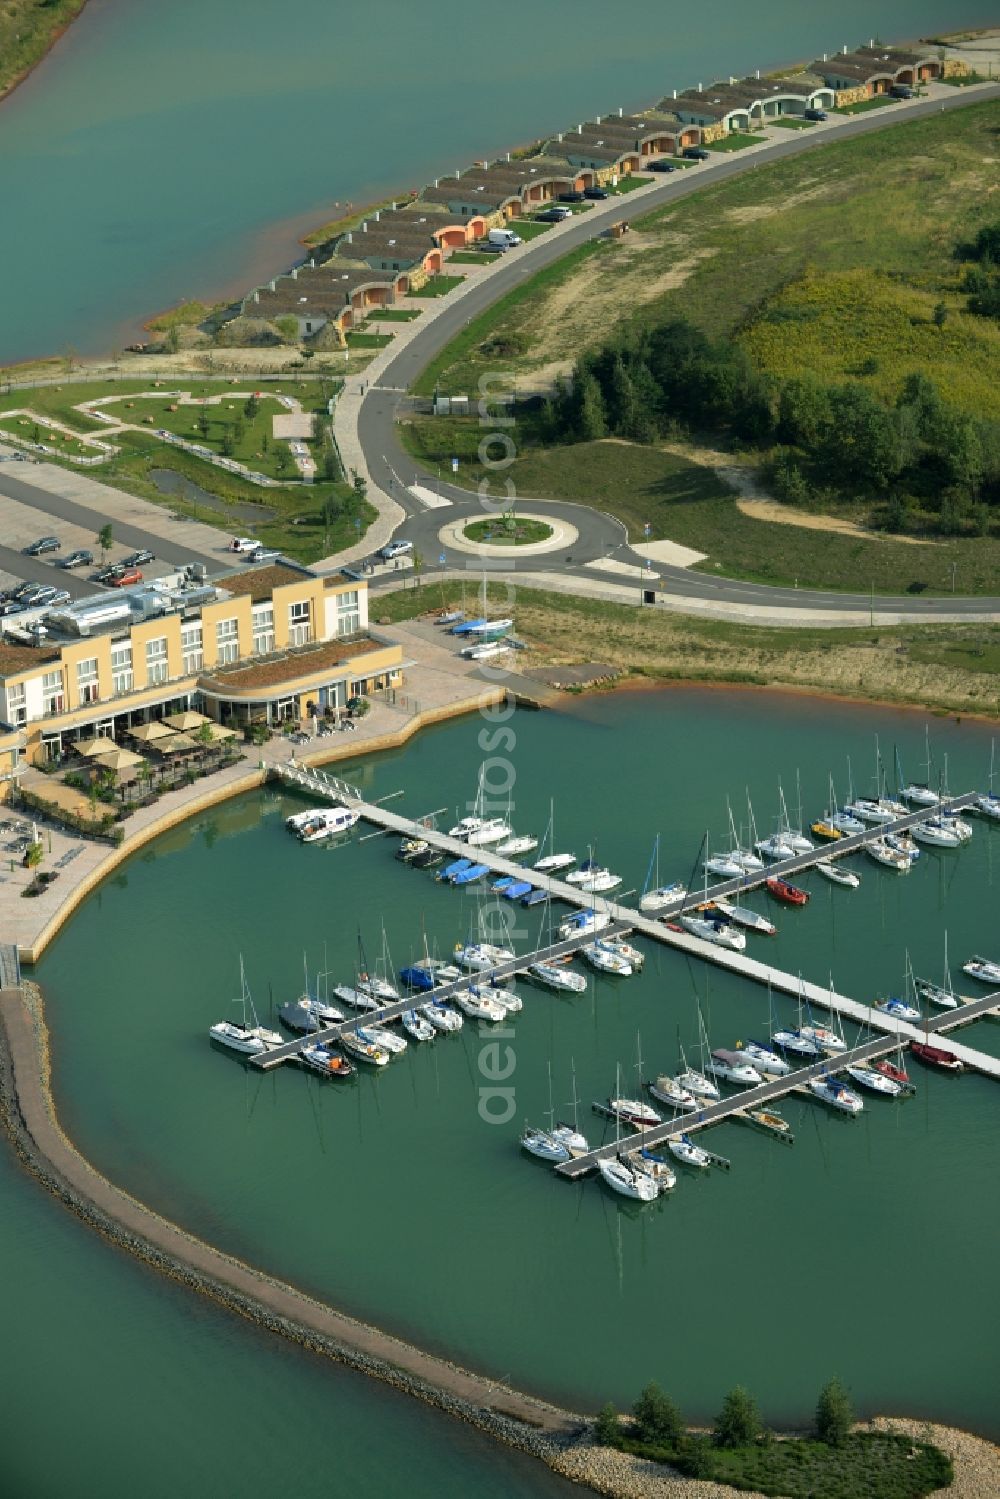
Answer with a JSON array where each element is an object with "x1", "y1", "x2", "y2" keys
[{"x1": 440, "y1": 512, "x2": 577, "y2": 558}]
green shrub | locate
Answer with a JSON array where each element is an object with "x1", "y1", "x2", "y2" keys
[{"x1": 714, "y1": 1386, "x2": 763, "y2": 1449}]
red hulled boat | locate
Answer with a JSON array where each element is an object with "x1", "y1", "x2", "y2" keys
[
  {"x1": 874, "y1": 1057, "x2": 910, "y2": 1086},
  {"x1": 765, "y1": 876, "x2": 809, "y2": 906},
  {"x1": 910, "y1": 1041, "x2": 963, "y2": 1073}
]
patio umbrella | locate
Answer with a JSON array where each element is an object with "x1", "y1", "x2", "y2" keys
[
  {"x1": 128, "y1": 720, "x2": 175, "y2": 744},
  {"x1": 163, "y1": 710, "x2": 210, "y2": 732},
  {"x1": 94, "y1": 746, "x2": 144, "y2": 773},
  {"x1": 204, "y1": 723, "x2": 237, "y2": 742},
  {"x1": 156, "y1": 731, "x2": 199, "y2": 754},
  {"x1": 77, "y1": 737, "x2": 115, "y2": 757}
]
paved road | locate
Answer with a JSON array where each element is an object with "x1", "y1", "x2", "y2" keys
[
  {"x1": 0, "y1": 465, "x2": 224, "y2": 574},
  {"x1": 357, "y1": 85, "x2": 1000, "y2": 617}
]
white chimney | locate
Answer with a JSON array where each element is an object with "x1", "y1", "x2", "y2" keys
[
  {"x1": 253, "y1": 290, "x2": 259, "y2": 303},
  {"x1": 756, "y1": 68, "x2": 760, "y2": 79},
  {"x1": 823, "y1": 52, "x2": 827, "y2": 61},
  {"x1": 673, "y1": 88, "x2": 677, "y2": 98},
  {"x1": 291, "y1": 266, "x2": 298, "y2": 278},
  {"x1": 842, "y1": 44, "x2": 847, "y2": 54},
  {"x1": 557, "y1": 131, "x2": 563, "y2": 141},
  {"x1": 619, "y1": 106, "x2": 623, "y2": 116},
  {"x1": 869, "y1": 37, "x2": 874, "y2": 47},
  {"x1": 268, "y1": 279, "x2": 275, "y2": 291},
  {"x1": 506, "y1": 151, "x2": 510, "y2": 161}
]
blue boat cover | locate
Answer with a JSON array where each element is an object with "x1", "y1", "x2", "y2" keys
[
  {"x1": 399, "y1": 967, "x2": 434, "y2": 991},
  {"x1": 502, "y1": 881, "x2": 533, "y2": 899},
  {"x1": 492, "y1": 876, "x2": 515, "y2": 892},
  {"x1": 453, "y1": 863, "x2": 490, "y2": 884},
  {"x1": 450, "y1": 618, "x2": 487, "y2": 636},
  {"x1": 441, "y1": 858, "x2": 472, "y2": 877},
  {"x1": 522, "y1": 888, "x2": 546, "y2": 906}
]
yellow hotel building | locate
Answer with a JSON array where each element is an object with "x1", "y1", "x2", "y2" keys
[{"x1": 0, "y1": 562, "x2": 403, "y2": 790}]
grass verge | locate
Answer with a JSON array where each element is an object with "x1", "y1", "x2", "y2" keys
[{"x1": 371, "y1": 580, "x2": 1000, "y2": 718}]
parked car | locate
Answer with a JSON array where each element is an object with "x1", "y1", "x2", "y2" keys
[
  {"x1": 59, "y1": 549, "x2": 94, "y2": 569},
  {"x1": 95, "y1": 563, "x2": 126, "y2": 584},
  {"x1": 18, "y1": 583, "x2": 49, "y2": 604},
  {"x1": 24, "y1": 536, "x2": 60, "y2": 556},
  {"x1": 803, "y1": 107, "x2": 827, "y2": 121},
  {"x1": 26, "y1": 586, "x2": 58, "y2": 607},
  {"x1": 248, "y1": 546, "x2": 280, "y2": 563},
  {"x1": 11, "y1": 581, "x2": 40, "y2": 600},
  {"x1": 557, "y1": 190, "x2": 585, "y2": 203},
  {"x1": 583, "y1": 186, "x2": 609, "y2": 199},
  {"x1": 647, "y1": 160, "x2": 677, "y2": 172},
  {"x1": 535, "y1": 206, "x2": 571, "y2": 223},
  {"x1": 46, "y1": 590, "x2": 72, "y2": 608},
  {"x1": 0, "y1": 600, "x2": 24, "y2": 616},
  {"x1": 229, "y1": 536, "x2": 259, "y2": 554},
  {"x1": 109, "y1": 568, "x2": 143, "y2": 587},
  {"x1": 682, "y1": 146, "x2": 711, "y2": 161},
  {"x1": 890, "y1": 83, "x2": 913, "y2": 99},
  {"x1": 122, "y1": 548, "x2": 155, "y2": 567},
  {"x1": 377, "y1": 539, "x2": 413, "y2": 561}
]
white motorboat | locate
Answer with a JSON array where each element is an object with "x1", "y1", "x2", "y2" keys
[
  {"x1": 678, "y1": 913, "x2": 746, "y2": 952},
  {"x1": 447, "y1": 815, "x2": 512, "y2": 845},
  {"x1": 286, "y1": 807, "x2": 323, "y2": 830},
  {"x1": 401, "y1": 1009, "x2": 435, "y2": 1042},
  {"x1": 712, "y1": 899, "x2": 776, "y2": 936},
  {"x1": 533, "y1": 852, "x2": 577, "y2": 872},
  {"x1": 705, "y1": 851, "x2": 744, "y2": 878},
  {"x1": 913, "y1": 978, "x2": 959, "y2": 1011},
  {"x1": 911, "y1": 818, "x2": 962, "y2": 849},
  {"x1": 357, "y1": 973, "x2": 399, "y2": 1004},
  {"x1": 564, "y1": 861, "x2": 621, "y2": 893},
  {"x1": 773, "y1": 1027, "x2": 822, "y2": 1058},
  {"x1": 494, "y1": 833, "x2": 538, "y2": 857},
  {"x1": 471, "y1": 982, "x2": 522, "y2": 1013},
  {"x1": 738, "y1": 1039, "x2": 790, "y2": 1076},
  {"x1": 453, "y1": 988, "x2": 507, "y2": 1022},
  {"x1": 608, "y1": 1097, "x2": 661, "y2": 1129},
  {"x1": 581, "y1": 942, "x2": 632, "y2": 976},
  {"x1": 408, "y1": 957, "x2": 462, "y2": 986},
  {"x1": 552, "y1": 1121, "x2": 589, "y2": 1155},
  {"x1": 598, "y1": 1156, "x2": 659, "y2": 1201},
  {"x1": 846, "y1": 798, "x2": 900, "y2": 825},
  {"x1": 874, "y1": 996, "x2": 920, "y2": 1022},
  {"x1": 521, "y1": 1125, "x2": 570, "y2": 1163},
  {"x1": 830, "y1": 810, "x2": 865, "y2": 835},
  {"x1": 886, "y1": 831, "x2": 920, "y2": 861},
  {"x1": 339, "y1": 1030, "x2": 390, "y2": 1066},
  {"x1": 332, "y1": 983, "x2": 381, "y2": 1012},
  {"x1": 962, "y1": 955, "x2": 1000, "y2": 985},
  {"x1": 940, "y1": 813, "x2": 973, "y2": 842},
  {"x1": 675, "y1": 1066, "x2": 720, "y2": 1102},
  {"x1": 280, "y1": 995, "x2": 345, "y2": 1029},
  {"x1": 296, "y1": 806, "x2": 360, "y2": 842},
  {"x1": 209, "y1": 1019, "x2": 281, "y2": 1056},
  {"x1": 455, "y1": 941, "x2": 515, "y2": 971},
  {"x1": 359, "y1": 1023, "x2": 407, "y2": 1055},
  {"x1": 298, "y1": 1042, "x2": 354, "y2": 1080},
  {"x1": 397, "y1": 835, "x2": 429, "y2": 860},
  {"x1": 667, "y1": 1134, "x2": 711, "y2": 1168},
  {"x1": 640, "y1": 882, "x2": 686, "y2": 912},
  {"x1": 529, "y1": 960, "x2": 587, "y2": 994},
  {"x1": 901, "y1": 783, "x2": 940, "y2": 807},
  {"x1": 754, "y1": 834, "x2": 797, "y2": 861},
  {"x1": 815, "y1": 860, "x2": 860, "y2": 889},
  {"x1": 706, "y1": 1049, "x2": 762, "y2": 1086},
  {"x1": 463, "y1": 617, "x2": 514, "y2": 636},
  {"x1": 799, "y1": 1023, "x2": 846, "y2": 1053},
  {"x1": 865, "y1": 838, "x2": 912, "y2": 871},
  {"x1": 976, "y1": 792, "x2": 1000, "y2": 821},
  {"x1": 460, "y1": 640, "x2": 511, "y2": 661},
  {"x1": 558, "y1": 909, "x2": 611, "y2": 940},
  {"x1": 781, "y1": 830, "x2": 814, "y2": 854},
  {"x1": 601, "y1": 936, "x2": 644, "y2": 969},
  {"x1": 846, "y1": 1063, "x2": 903, "y2": 1097},
  {"x1": 808, "y1": 1075, "x2": 864, "y2": 1114},
  {"x1": 647, "y1": 1075, "x2": 698, "y2": 1112},
  {"x1": 421, "y1": 1001, "x2": 463, "y2": 1031}
]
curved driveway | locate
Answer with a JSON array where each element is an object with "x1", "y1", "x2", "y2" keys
[{"x1": 355, "y1": 83, "x2": 1000, "y2": 618}]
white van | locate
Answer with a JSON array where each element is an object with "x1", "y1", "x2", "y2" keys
[
  {"x1": 488, "y1": 227, "x2": 522, "y2": 250},
  {"x1": 229, "y1": 537, "x2": 259, "y2": 553}
]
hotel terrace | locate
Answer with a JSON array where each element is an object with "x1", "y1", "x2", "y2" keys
[
  {"x1": 0, "y1": 563, "x2": 403, "y2": 792},
  {"x1": 236, "y1": 41, "x2": 946, "y2": 346}
]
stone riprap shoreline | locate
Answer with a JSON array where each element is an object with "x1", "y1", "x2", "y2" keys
[{"x1": 3, "y1": 980, "x2": 999, "y2": 1498}]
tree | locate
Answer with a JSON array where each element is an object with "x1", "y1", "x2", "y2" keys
[
  {"x1": 244, "y1": 393, "x2": 260, "y2": 421},
  {"x1": 197, "y1": 406, "x2": 211, "y2": 439},
  {"x1": 932, "y1": 301, "x2": 948, "y2": 330},
  {"x1": 351, "y1": 469, "x2": 368, "y2": 503},
  {"x1": 815, "y1": 1377, "x2": 853, "y2": 1447},
  {"x1": 573, "y1": 368, "x2": 607, "y2": 442},
  {"x1": 713, "y1": 1386, "x2": 762, "y2": 1449},
  {"x1": 594, "y1": 1403, "x2": 620, "y2": 1445},
  {"x1": 632, "y1": 1382, "x2": 683, "y2": 1447},
  {"x1": 196, "y1": 722, "x2": 215, "y2": 747},
  {"x1": 411, "y1": 548, "x2": 424, "y2": 585},
  {"x1": 97, "y1": 523, "x2": 114, "y2": 562},
  {"x1": 321, "y1": 443, "x2": 342, "y2": 482},
  {"x1": 275, "y1": 446, "x2": 291, "y2": 476},
  {"x1": 777, "y1": 376, "x2": 831, "y2": 449},
  {"x1": 220, "y1": 425, "x2": 236, "y2": 457},
  {"x1": 164, "y1": 324, "x2": 180, "y2": 355},
  {"x1": 322, "y1": 494, "x2": 343, "y2": 529}
]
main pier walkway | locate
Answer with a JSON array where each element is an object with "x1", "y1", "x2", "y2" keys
[{"x1": 274, "y1": 764, "x2": 1000, "y2": 1073}]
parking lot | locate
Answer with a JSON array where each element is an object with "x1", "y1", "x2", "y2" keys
[{"x1": 0, "y1": 484, "x2": 178, "y2": 600}]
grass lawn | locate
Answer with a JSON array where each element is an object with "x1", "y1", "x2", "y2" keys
[
  {"x1": 409, "y1": 275, "x2": 465, "y2": 298},
  {"x1": 0, "y1": 376, "x2": 368, "y2": 562},
  {"x1": 401, "y1": 416, "x2": 1000, "y2": 594},
  {"x1": 0, "y1": 0, "x2": 86, "y2": 99},
  {"x1": 0, "y1": 415, "x2": 103, "y2": 459},
  {"x1": 772, "y1": 117, "x2": 815, "y2": 129},
  {"x1": 97, "y1": 393, "x2": 302, "y2": 480},
  {"x1": 834, "y1": 96, "x2": 897, "y2": 114},
  {"x1": 369, "y1": 579, "x2": 1000, "y2": 717},
  {"x1": 513, "y1": 220, "x2": 557, "y2": 239},
  {"x1": 463, "y1": 517, "x2": 553, "y2": 545},
  {"x1": 608, "y1": 174, "x2": 653, "y2": 193},
  {"x1": 346, "y1": 331, "x2": 393, "y2": 348},
  {"x1": 705, "y1": 132, "x2": 768, "y2": 151},
  {"x1": 445, "y1": 252, "x2": 491, "y2": 265}
]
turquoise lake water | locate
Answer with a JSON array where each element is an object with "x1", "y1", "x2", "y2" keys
[
  {"x1": 32, "y1": 688, "x2": 1000, "y2": 1443},
  {"x1": 1, "y1": 0, "x2": 994, "y2": 361}
]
